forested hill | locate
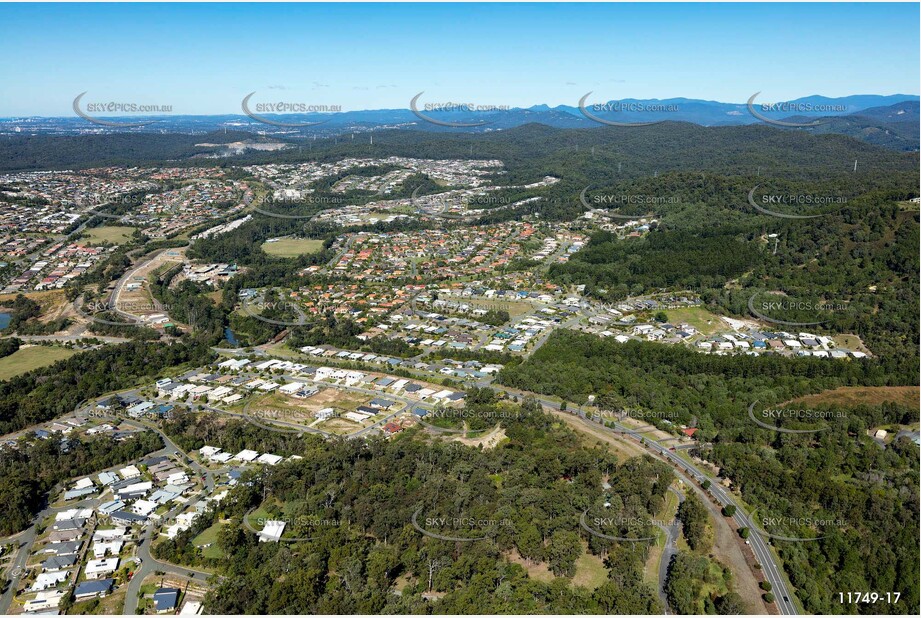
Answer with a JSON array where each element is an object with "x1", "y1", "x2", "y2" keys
[
  {"x1": 2, "y1": 122, "x2": 917, "y2": 180},
  {"x1": 0, "y1": 130, "x2": 284, "y2": 172}
]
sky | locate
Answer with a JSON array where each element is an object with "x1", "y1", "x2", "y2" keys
[{"x1": 0, "y1": 2, "x2": 918, "y2": 116}]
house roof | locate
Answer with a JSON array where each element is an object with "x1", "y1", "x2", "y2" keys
[
  {"x1": 75, "y1": 579, "x2": 114, "y2": 596},
  {"x1": 154, "y1": 588, "x2": 181, "y2": 611}
]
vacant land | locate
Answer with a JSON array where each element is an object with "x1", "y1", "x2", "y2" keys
[
  {"x1": 502, "y1": 544, "x2": 607, "y2": 590},
  {"x1": 0, "y1": 345, "x2": 77, "y2": 380},
  {"x1": 192, "y1": 522, "x2": 225, "y2": 559},
  {"x1": 81, "y1": 225, "x2": 136, "y2": 245},
  {"x1": 661, "y1": 306, "x2": 723, "y2": 335},
  {"x1": 261, "y1": 238, "x2": 324, "y2": 257},
  {"x1": 786, "y1": 385, "x2": 919, "y2": 411},
  {"x1": 465, "y1": 298, "x2": 534, "y2": 318}
]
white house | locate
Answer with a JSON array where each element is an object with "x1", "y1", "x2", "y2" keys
[
  {"x1": 85, "y1": 557, "x2": 119, "y2": 579},
  {"x1": 258, "y1": 520, "x2": 286, "y2": 542}
]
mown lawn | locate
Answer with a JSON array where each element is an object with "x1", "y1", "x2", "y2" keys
[
  {"x1": 0, "y1": 346, "x2": 77, "y2": 381},
  {"x1": 261, "y1": 238, "x2": 324, "y2": 257}
]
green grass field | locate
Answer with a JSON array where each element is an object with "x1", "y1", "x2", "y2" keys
[
  {"x1": 261, "y1": 238, "x2": 324, "y2": 257},
  {"x1": 659, "y1": 306, "x2": 723, "y2": 335},
  {"x1": 0, "y1": 346, "x2": 77, "y2": 381},
  {"x1": 80, "y1": 226, "x2": 136, "y2": 245},
  {"x1": 192, "y1": 522, "x2": 225, "y2": 559}
]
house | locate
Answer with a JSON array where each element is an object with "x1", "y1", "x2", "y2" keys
[
  {"x1": 127, "y1": 401, "x2": 156, "y2": 418},
  {"x1": 98, "y1": 499, "x2": 125, "y2": 515},
  {"x1": 681, "y1": 428, "x2": 699, "y2": 438},
  {"x1": 315, "y1": 407, "x2": 335, "y2": 421},
  {"x1": 233, "y1": 449, "x2": 259, "y2": 462},
  {"x1": 52, "y1": 518, "x2": 85, "y2": 531},
  {"x1": 31, "y1": 570, "x2": 69, "y2": 591},
  {"x1": 119, "y1": 465, "x2": 141, "y2": 479},
  {"x1": 43, "y1": 554, "x2": 77, "y2": 571},
  {"x1": 117, "y1": 480, "x2": 153, "y2": 498},
  {"x1": 110, "y1": 510, "x2": 148, "y2": 526},
  {"x1": 383, "y1": 422, "x2": 403, "y2": 435},
  {"x1": 258, "y1": 520, "x2": 286, "y2": 542},
  {"x1": 199, "y1": 445, "x2": 221, "y2": 458},
  {"x1": 180, "y1": 600, "x2": 204, "y2": 615},
  {"x1": 23, "y1": 589, "x2": 66, "y2": 612},
  {"x1": 74, "y1": 578, "x2": 114, "y2": 600},
  {"x1": 132, "y1": 499, "x2": 161, "y2": 517},
  {"x1": 93, "y1": 527, "x2": 129, "y2": 542},
  {"x1": 98, "y1": 471, "x2": 119, "y2": 486},
  {"x1": 256, "y1": 453, "x2": 283, "y2": 466},
  {"x1": 154, "y1": 588, "x2": 181, "y2": 613},
  {"x1": 48, "y1": 529, "x2": 82, "y2": 543},
  {"x1": 64, "y1": 486, "x2": 97, "y2": 501},
  {"x1": 85, "y1": 557, "x2": 119, "y2": 579},
  {"x1": 92, "y1": 541, "x2": 124, "y2": 558},
  {"x1": 40, "y1": 541, "x2": 82, "y2": 556}
]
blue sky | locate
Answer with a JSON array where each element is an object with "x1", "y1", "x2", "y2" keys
[{"x1": 0, "y1": 2, "x2": 918, "y2": 116}]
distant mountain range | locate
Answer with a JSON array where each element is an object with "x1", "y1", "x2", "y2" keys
[{"x1": 1, "y1": 94, "x2": 918, "y2": 151}]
